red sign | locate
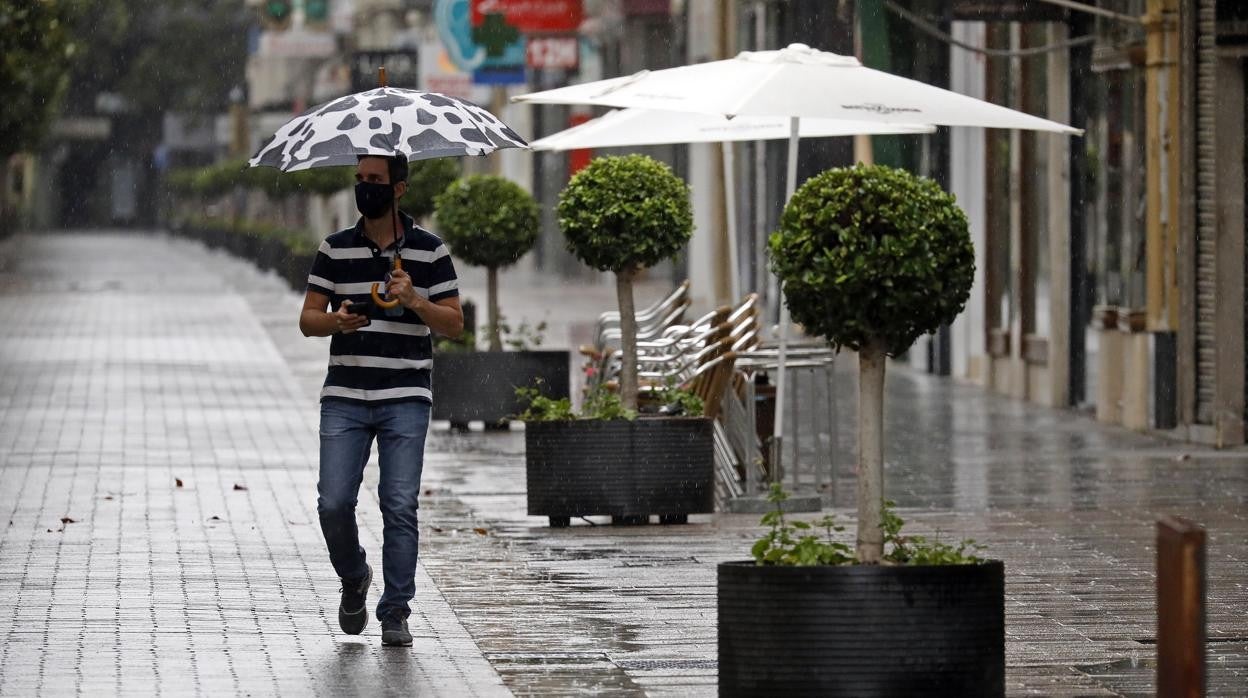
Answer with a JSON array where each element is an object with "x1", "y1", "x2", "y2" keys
[
  {"x1": 471, "y1": 0, "x2": 582, "y2": 34},
  {"x1": 526, "y1": 36, "x2": 578, "y2": 69}
]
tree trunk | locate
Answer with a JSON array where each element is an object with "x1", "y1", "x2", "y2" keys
[
  {"x1": 487, "y1": 265, "x2": 501, "y2": 352},
  {"x1": 616, "y1": 266, "x2": 639, "y2": 410},
  {"x1": 856, "y1": 339, "x2": 887, "y2": 563}
]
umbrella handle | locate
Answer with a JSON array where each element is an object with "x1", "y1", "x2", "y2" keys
[{"x1": 372, "y1": 256, "x2": 403, "y2": 309}]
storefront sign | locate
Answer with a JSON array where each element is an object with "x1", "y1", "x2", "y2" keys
[
  {"x1": 472, "y1": 0, "x2": 582, "y2": 33},
  {"x1": 526, "y1": 36, "x2": 578, "y2": 69},
  {"x1": 435, "y1": 0, "x2": 526, "y2": 86}
]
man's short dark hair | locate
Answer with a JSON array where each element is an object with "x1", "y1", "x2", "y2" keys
[{"x1": 358, "y1": 154, "x2": 408, "y2": 184}]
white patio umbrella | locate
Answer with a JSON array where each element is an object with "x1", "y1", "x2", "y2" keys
[
  {"x1": 528, "y1": 108, "x2": 935, "y2": 150},
  {"x1": 514, "y1": 43, "x2": 1080, "y2": 469}
]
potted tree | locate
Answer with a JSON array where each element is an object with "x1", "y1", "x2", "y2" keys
[
  {"x1": 432, "y1": 174, "x2": 570, "y2": 428},
  {"x1": 522, "y1": 155, "x2": 712, "y2": 527},
  {"x1": 718, "y1": 164, "x2": 1001, "y2": 695}
]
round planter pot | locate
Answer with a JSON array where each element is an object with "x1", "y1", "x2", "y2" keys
[{"x1": 718, "y1": 560, "x2": 1005, "y2": 697}]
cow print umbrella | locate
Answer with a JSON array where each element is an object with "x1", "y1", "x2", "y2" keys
[{"x1": 248, "y1": 87, "x2": 528, "y2": 172}]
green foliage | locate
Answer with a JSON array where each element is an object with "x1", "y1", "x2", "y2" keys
[
  {"x1": 498, "y1": 317, "x2": 547, "y2": 351},
  {"x1": 880, "y1": 500, "x2": 985, "y2": 566},
  {"x1": 655, "y1": 378, "x2": 705, "y2": 417},
  {"x1": 182, "y1": 215, "x2": 317, "y2": 255},
  {"x1": 751, "y1": 484, "x2": 854, "y2": 566},
  {"x1": 434, "y1": 331, "x2": 476, "y2": 354},
  {"x1": 285, "y1": 166, "x2": 356, "y2": 197},
  {"x1": 514, "y1": 381, "x2": 637, "y2": 422},
  {"x1": 169, "y1": 159, "x2": 354, "y2": 200},
  {"x1": 556, "y1": 155, "x2": 693, "y2": 273},
  {"x1": 515, "y1": 382, "x2": 575, "y2": 422},
  {"x1": 401, "y1": 158, "x2": 460, "y2": 220},
  {"x1": 581, "y1": 385, "x2": 637, "y2": 421},
  {"x1": 435, "y1": 175, "x2": 540, "y2": 270},
  {"x1": 752, "y1": 487, "x2": 985, "y2": 567},
  {"x1": 768, "y1": 163, "x2": 975, "y2": 356},
  {"x1": 0, "y1": 0, "x2": 78, "y2": 157}
]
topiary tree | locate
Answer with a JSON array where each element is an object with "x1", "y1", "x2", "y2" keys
[
  {"x1": 557, "y1": 155, "x2": 693, "y2": 410},
  {"x1": 402, "y1": 157, "x2": 461, "y2": 221},
  {"x1": 769, "y1": 163, "x2": 974, "y2": 563},
  {"x1": 435, "y1": 175, "x2": 540, "y2": 351}
]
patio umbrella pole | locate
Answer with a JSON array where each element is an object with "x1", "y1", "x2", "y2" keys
[
  {"x1": 770, "y1": 116, "x2": 800, "y2": 480},
  {"x1": 721, "y1": 141, "x2": 740, "y2": 302}
]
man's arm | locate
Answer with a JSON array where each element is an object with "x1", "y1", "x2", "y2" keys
[
  {"x1": 386, "y1": 269, "x2": 464, "y2": 338},
  {"x1": 415, "y1": 296, "x2": 464, "y2": 338},
  {"x1": 300, "y1": 290, "x2": 369, "y2": 337}
]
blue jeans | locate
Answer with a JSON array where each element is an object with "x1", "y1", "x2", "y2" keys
[{"x1": 317, "y1": 399, "x2": 430, "y2": 621}]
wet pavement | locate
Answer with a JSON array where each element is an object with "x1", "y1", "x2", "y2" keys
[{"x1": 1, "y1": 230, "x2": 1246, "y2": 696}]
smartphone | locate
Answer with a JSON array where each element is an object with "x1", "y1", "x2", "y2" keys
[{"x1": 346, "y1": 301, "x2": 373, "y2": 316}]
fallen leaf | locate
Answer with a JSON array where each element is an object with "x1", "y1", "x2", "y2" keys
[
  {"x1": 175, "y1": 478, "x2": 184, "y2": 488},
  {"x1": 473, "y1": 527, "x2": 488, "y2": 536},
  {"x1": 103, "y1": 495, "x2": 114, "y2": 501},
  {"x1": 233, "y1": 484, "x2": 247, "y2": 491},
  {"x1": 60, "y1": 517, "x2": 75, "y2": 524},
  {"x1": 47, "y1": 528, "x2": 54, "y2": 533},
  {"x1": 431, "y1": 526, "x2": 444, "y2": 533},
  {"x1": 209, "y1": 516, "x2": 222, "y2": 521}
]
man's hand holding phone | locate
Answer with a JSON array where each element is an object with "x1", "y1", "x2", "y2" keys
[{"x1": 334, "y1": 300, "x2": 371, "y2": 333}]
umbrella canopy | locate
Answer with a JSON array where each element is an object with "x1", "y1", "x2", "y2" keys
[
  {"x1": 515, "y1": 43, "x2": 1079, "y2": 134},
  {"x1": 513, "y1": 43, "x2": 1082, "y2": 471},
  {"x1": 250, "y1": 87, "x2": 527, "y2": 172},
  {"x1": 529, "y1": 108, "x2": 935, "y2": 151}
]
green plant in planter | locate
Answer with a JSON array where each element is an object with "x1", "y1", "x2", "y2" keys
[
  {"x1": 769, "y1": 163, "x2": 975, "y2": 563},
  {"x1": 751, "y1": 484, "x2": 983, "y2": 566},
  {"x1": 436, "y1": 175, "x2": 540, "y2": 351},
  {"x1": 497, "y1": 315, "x2": 547, "y2": 351},
  {"x1": 557, "y1": 155, "x2": 693, "y2": 410},
  {"x1": 515, "y1": 381, "x2": 636, "y2": 422}
]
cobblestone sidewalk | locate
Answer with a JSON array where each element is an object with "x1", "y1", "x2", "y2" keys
[{"x1": 0, "y1": 232, "x2": 509, "y2": 696}]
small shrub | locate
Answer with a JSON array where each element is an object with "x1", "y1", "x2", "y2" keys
[{"x1": 752, "y1": 485, "x2": 984, "y2": 567}]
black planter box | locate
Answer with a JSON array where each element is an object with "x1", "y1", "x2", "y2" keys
[
  {"x1": 525, "y1": 417, "x2": 715, "y2": 525},
  {"x1": 718, "y1": 560, "x2": 1005, "y2": 697},
  {"x1": 432, "y1": 350, "x2": 570, "y2": 426}
]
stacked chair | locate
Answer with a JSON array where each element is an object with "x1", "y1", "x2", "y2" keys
[
  {"x1": 580, "y1": 282, "x2": 837, "y2": 508},
  {"x1": 580, "y1": 289, "x2": 762, "y2": 503}
]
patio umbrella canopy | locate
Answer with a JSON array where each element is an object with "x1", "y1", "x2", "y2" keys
[
  {"x1": 513, "y1": 42, "x2": 1081, "y2": 471},
  {"x1": 515, "y1": 43, "x2": 1079, "y2": 134},
  {"x1": 529, "y1": 108, "x2": 935, "y2": 151},
  {"x1": 250, "y1": 86, "x2": 528, "y2": 172}
]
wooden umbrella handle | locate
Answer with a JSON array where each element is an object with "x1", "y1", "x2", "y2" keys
[{"x1": 372, "y1": 256, "x2": 402, "y2": 309}]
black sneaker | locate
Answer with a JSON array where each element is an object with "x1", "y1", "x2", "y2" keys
[
  {"x1": 338, "y1": 564, "x2": 372, "y2": 635},
  {"x1": 381, "y1": 613, "x2": 412, "y2": 647}
]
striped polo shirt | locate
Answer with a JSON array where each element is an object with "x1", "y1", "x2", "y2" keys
[{"x1": 307, "y1": 212, "x2": 458, "y2": 405}]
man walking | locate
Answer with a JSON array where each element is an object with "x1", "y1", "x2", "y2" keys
[{"x1": 298, "y1": 154, "x2": 463, "y2": 646}]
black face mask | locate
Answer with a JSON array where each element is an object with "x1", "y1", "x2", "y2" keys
[{"x1": 355, "y1": 181, "x2": 395, "y2": 220}]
